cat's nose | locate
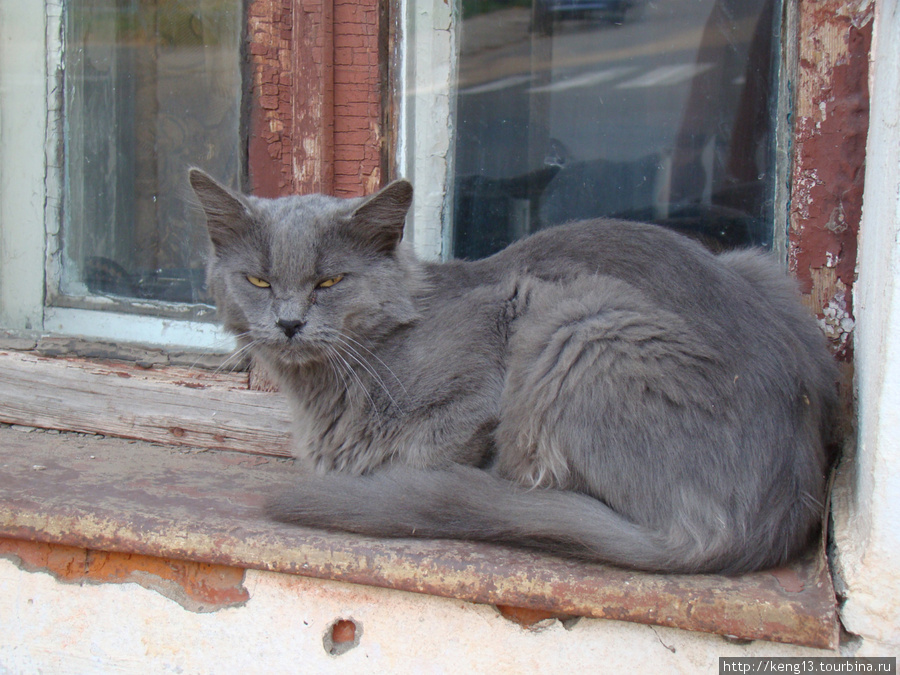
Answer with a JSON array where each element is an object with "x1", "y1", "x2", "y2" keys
[{"x1": 276, "y1": 318, "x2": 305, "y2": 339}]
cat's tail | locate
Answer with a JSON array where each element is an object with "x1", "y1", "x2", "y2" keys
[{"x1": 266, "y1": 464, "x2": 733, "y2": 574}]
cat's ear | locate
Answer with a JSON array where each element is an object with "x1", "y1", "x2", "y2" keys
[
  {"x1": 347, "y1": 179, "x2": 413, "y2": 254},
  {"x1": 189, "y1": 169, "x2": 252, "y2": 249}
]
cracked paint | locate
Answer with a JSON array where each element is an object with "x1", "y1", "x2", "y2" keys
[
  {"x1": 789, "y1": 1, "x2": 873, "y2": 362},
  {"x1": 0, "y1": 537, "x2": 249, "y2": 613}
]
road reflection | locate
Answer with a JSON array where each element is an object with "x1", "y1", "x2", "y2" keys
[{"x1": 452, "y1": 0, "x2": 777, "y2": 258}]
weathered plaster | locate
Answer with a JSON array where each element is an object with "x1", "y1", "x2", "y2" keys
[
  {"x1": 832, "y1": 0, "x2": 900, "y2": 654},
  {"x1": 0, "y1": 538, "x2": 249, "y2": 613},
  {"x1": 0, "y1": 560, "x2": 841, "y2": 673}
]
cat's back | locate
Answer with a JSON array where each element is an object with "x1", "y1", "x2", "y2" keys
[
  {"x1": 482, "y1": 219, "x2": 753, "y2": 308},
  {"x1": 440, "y1": 219, "x2": 789, "y2": 339},
  {"x1": 428, "y1": 218, "x2": 835, "y2": 404},
  {"x1": 444, "y1": 219, "x2": 742, "y2": 297}
]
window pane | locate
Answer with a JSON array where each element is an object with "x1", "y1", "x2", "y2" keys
[
  {"x1": 453, "y1": 0, "x2": 778, "y2": 258},
  {"x1": 62, "y1": 0, "x2": 243, "y2": 306}
]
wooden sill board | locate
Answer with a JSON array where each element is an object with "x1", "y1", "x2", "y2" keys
[
  {"x1": 0, "y1": 350, "x2": 293, "y2": 457},
  {"x1": 0, "y1": 425, "x2": 838, "y2": 649}
]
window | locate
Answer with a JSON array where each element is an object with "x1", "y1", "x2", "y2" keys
[
  {"x1": 59, "y1": 0, "x2": 243, "y2": 312},
  {"x1": 451, "y1": 0, "x2": 780, "y2": 259},
  {"x1": 1, "y1": 0, "x2": 382, "y2": 349},
  {"x1": 0, "y1": 1, "x2": 243, "y2": 349}
]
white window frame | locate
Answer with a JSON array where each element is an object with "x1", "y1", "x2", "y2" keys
[
  {"x1": 395, "y1": 0, "x2": 458, "y2": 261},
  {"x1": 0, "y1": 1, "x2": 234, "y2": 352},
  {"x1": 0, "y1": 1, "x2": 49, "y2": 336}
]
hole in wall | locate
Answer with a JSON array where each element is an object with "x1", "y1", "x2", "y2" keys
[
  {"x1": 324, "y1": 618, "x2": 361, "y2": 656},
  {"x1": 495, "y1": 604, "x2": 580, "y2": 630}
]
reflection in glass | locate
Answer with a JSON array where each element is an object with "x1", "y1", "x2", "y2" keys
[
  {"x1": 62, "y1": 0, "x2": 243, "y2": 305},
  {"x1": 453, "y1": 0, "x2": 779, "y2": 258}
]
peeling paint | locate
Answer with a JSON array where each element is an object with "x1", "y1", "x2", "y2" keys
[
  {"x1": 820, "y1": 290, "x2": 856, "y2": 352},
  {"x1": 804, "y1": 267, "x2": 856, "y2": 359},
  {"x1": 0, "y1": 537, "x2": 249, "y2": 613},
  {"x1": 247, "y1": 0, "x2": 384, "y2": 198},
  {"x1": 495, "y1": 604, "x2": 576, "y2": 629},
  {"x1": 789, "y1": 0, "x2": 873, "y2": 362},
  {"x1": 247, "y1": 0, "x2": 297, "y2": 197}
]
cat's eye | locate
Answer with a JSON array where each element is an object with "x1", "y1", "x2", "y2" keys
[
  {"x1": 317, "y1": 275, "x2": 344, "y2": 289},
  {"x1": 246, "y1": 275, "x2": 271, "y2": 288}
]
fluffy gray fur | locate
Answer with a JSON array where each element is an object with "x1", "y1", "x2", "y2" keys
[{"x1": 191, "y1": 169, "x2": 837, "y2": 574}]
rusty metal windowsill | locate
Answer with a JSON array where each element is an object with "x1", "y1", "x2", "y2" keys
[{"x1": 0, "y1": 425, "x2": 839, "y2": 649}]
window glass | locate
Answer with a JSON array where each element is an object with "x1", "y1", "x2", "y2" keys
[
  {"x1": 61, "y1": 0, "x2": 243, "y2": 306},
  {"x1": 453, "y1": 0, "x2": 778, "y2": 258}
]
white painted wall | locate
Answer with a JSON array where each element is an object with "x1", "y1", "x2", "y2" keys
[
  {"x1": 832, "y1": 0, "x2": 900, "y2": 655},
  {"x1": 0, "y1": 559, "x2": 841, "y2": 673}
]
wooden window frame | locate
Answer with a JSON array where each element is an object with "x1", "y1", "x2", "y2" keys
[{"x1": 245, "y1": 0, "x2": 390, "y2": 199}]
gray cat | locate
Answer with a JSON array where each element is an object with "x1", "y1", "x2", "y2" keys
[{"x1": 191, "y1": 169, "x2": 837, "y2": 574}]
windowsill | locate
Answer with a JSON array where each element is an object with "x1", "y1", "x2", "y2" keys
[
  {"x1": 0, "y1": 347, "x2": 292, "y2": 456},
  {"x1": 0, "y1": 423, "x2": 839, "y2": 649}
]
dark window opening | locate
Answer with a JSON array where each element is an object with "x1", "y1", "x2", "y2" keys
[{"x1": 453, "y1": 0, "x2": 779, "y2": 258}]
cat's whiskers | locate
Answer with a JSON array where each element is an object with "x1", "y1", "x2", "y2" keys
[
  {"x1": 333, "y1": 335, "x2": 405, "y2": 415},
  {"x1": 339, "y1": 330, "x2": 410, "y2": 402},
  {"x1": 326, "y1": 344, "x2": 382, "y2": 418},
  {"x1": 212, "y1": 334, "x2": 260, "y2": 376},
  {"x1": 185, "y1": 331, "x2": 253, "y2": 373},
  {"x1": 323, "y1": 346, "x2": 352, "y2": 398},
  {"x1": 413, "y1": 292, "x2": 438, "y2": 307}
]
